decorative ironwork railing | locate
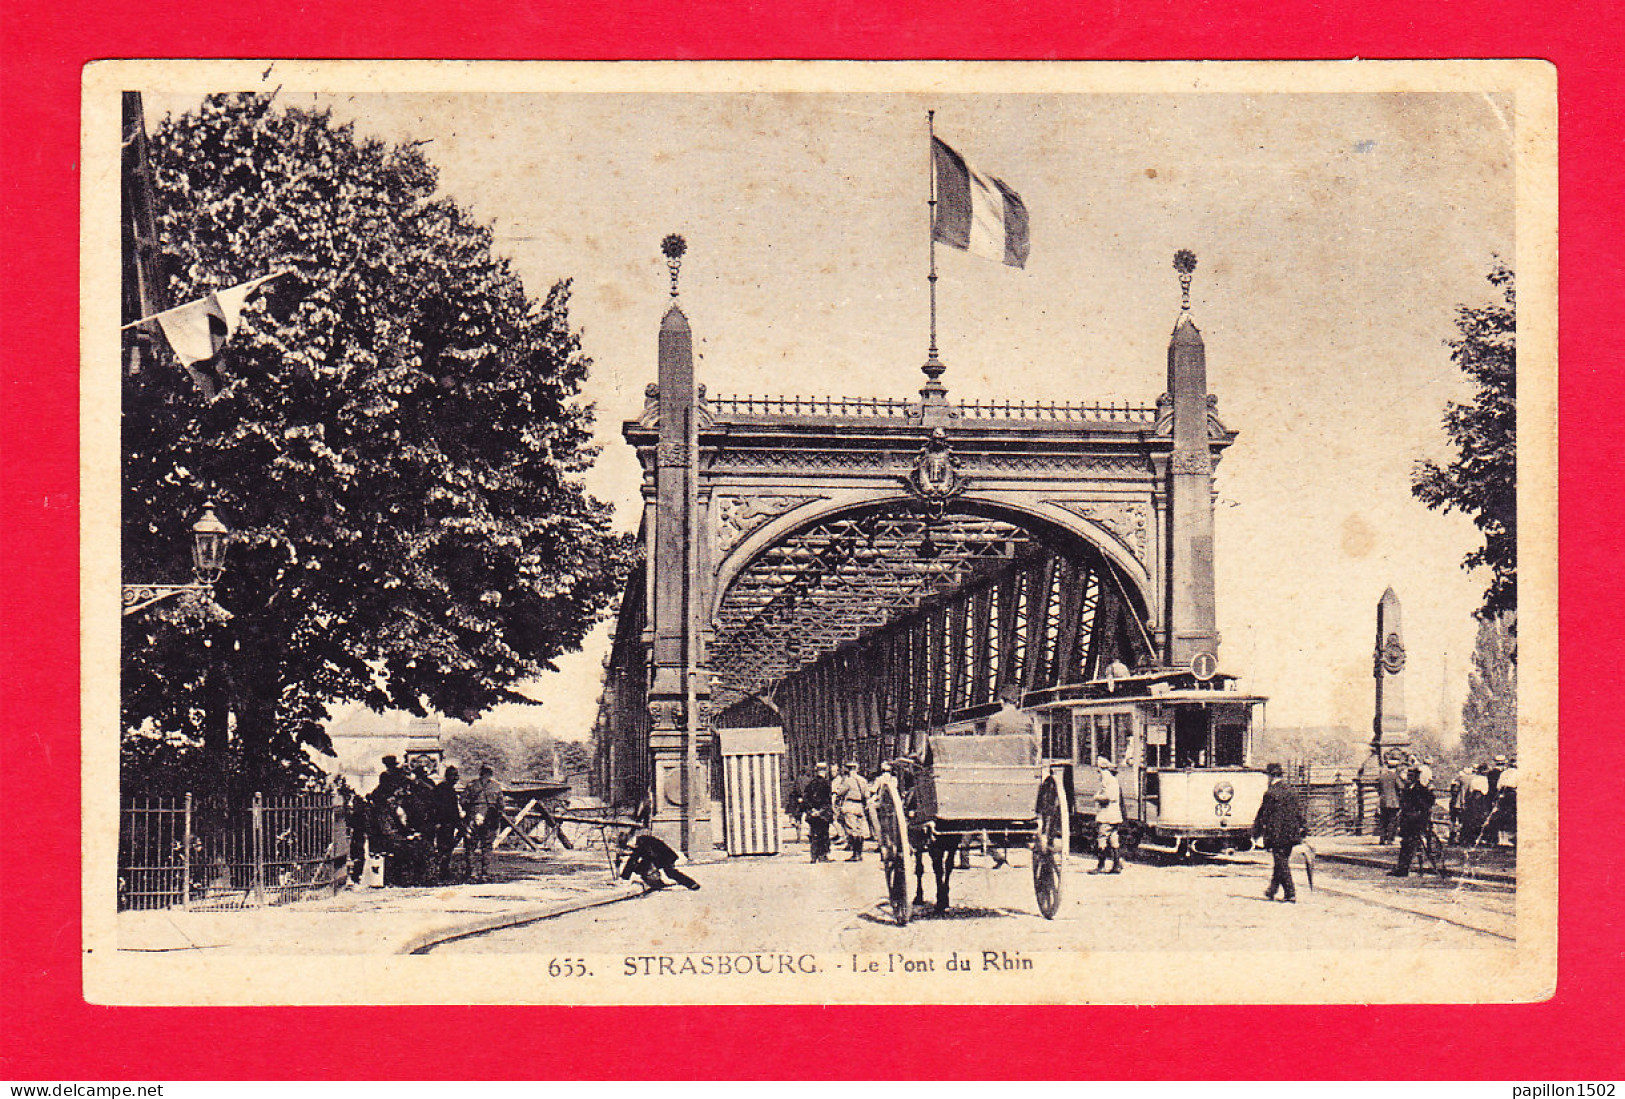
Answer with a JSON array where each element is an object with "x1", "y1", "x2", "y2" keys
[
  {"x1": 706, "y1": 394, "x2": 916, "y2": 419},
  {"x1": 118, "y1": 791, "x2": 346, "y2": 911},
  {"x1": 703, "y1": 393, "x2": 1158, "y2": 424},
  {"x1": 954, "y1": 398, "x2": 1158, "y2": 424}
]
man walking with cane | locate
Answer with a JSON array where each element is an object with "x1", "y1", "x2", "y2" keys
[{"x1": 1253, "y1": 762, "x2": 1308, "y2": 903}]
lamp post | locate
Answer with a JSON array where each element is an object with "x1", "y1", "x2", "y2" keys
[{"x1": 122, "y1": 506, "x2": 230, "y2": 615}]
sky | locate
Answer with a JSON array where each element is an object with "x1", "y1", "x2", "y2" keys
[{"x1": 150, "y1": 82, "x2": 1516, "y2": 746}]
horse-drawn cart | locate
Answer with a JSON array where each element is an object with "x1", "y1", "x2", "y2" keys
[{"x1": 871, "y1": 734, "x2": 1069, "y2": 926}]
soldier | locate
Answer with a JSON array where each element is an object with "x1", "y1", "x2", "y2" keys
[
  {"x1": 1252, "y1": 762, "x2": 1307, "y2": 903},
  {"x1": 833, "y1": 760, "x2": 871, "y2": 862},
  {"x1": 430, "y1": 765, "x2": 464, "y2": 882},
  {"x1": 461, "y1": 764, "x2": 504, "y2": 882},
  {"x1": 617, "y1": 828, "x2": 701, "y2": 891},
  {"x1": 1090, "y1": 757, "x2": 1124, "y2": 875},
  {"x1": 786, "y1": 775, "x2": 805, "y2": 843},
  {"x1": 801, "y1": 763, "x2": 834, "y2": 863}
]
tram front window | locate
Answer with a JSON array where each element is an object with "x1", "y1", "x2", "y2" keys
[
  {"x1": 1173, "y1": 707, "x2": 1209, "y2": 768},
  {"x1": 1214, "y1": 722, "x2": 1246, "y2": 766}
]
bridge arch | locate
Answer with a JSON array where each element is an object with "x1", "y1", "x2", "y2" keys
[{"x1": 710, "y1": 488, "x2": 1152, "y2": 627}]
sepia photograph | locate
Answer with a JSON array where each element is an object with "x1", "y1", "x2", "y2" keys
[{"x1": 81, "y1": 59, "x2": 1556, "y2": 1006}]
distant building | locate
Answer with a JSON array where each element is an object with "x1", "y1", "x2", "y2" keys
[{"x1": 318, "y1": 709, "x2": 444, "y2": 793}]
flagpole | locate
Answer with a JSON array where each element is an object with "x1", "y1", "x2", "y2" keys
[{"x1": 927, "y1": 110, "x2": 939, "y2": 364}]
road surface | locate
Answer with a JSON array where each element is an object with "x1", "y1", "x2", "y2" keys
[{"x1": 433, "y1": 839, "x2": 1512, "y2": 955}]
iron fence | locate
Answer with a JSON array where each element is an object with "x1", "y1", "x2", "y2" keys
[{"x1": 118, "y1": 791, "x2": 346, "y2": 911}]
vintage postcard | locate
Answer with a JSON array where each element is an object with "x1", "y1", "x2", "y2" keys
[{"x1": 82, "y1": 59, "x2": 1555, "y2": 1005}]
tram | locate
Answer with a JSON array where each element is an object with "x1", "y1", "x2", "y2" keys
[{"x1": 946, "y1": 670, "x2": 1269, "y2": 855}]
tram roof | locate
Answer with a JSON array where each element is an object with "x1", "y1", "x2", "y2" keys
[{"x1": 1025, "y1": 671, "x2": 1268, "y2": 707}]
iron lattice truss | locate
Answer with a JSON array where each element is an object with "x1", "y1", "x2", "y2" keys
[
  {"x1": 709, "y1": 505, "x2": 1152, "y2": 717},
  {"x1": 710, "y1": 510, "x2": 1029, "y2": 702}
]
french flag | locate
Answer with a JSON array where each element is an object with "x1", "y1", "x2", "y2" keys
[{"x1": 931, "y1": 136, "x2": 1030, "y2": 269}]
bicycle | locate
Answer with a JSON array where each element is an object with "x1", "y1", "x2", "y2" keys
[
  {"x1": 1422, "y1": 822, "x2": 1450, "y2": 877},
  {"x1": 1391, "y1": 821, "x2": 1448, "y2": 879}
]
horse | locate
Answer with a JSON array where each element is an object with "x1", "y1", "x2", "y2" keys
[{"x1": 910, "y1": 825, "x2": 964, "y2": 913}]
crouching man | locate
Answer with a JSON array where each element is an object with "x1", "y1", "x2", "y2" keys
[{"x1": 617, "y1": 829, "x2": 701, "y2": 892}]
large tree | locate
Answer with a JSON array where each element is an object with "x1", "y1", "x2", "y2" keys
[
  {"x1": 1413, "y1": 263, "x2": 1516, "y2": 623},
  {"x1": 1461, "y1": 613, "x2": 1517, "y2": 760},
  {"x1": 122, "y1": 93, "x2": 633, "y2": 795}
]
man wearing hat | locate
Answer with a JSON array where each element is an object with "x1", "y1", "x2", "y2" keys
[
  {"x1": 801, "y1": 763, "x2": 834, "y2": 864},
  {"x1": 1486, "y1": 755, "x2": 1518, "y2": 846},
  {"x1": 1090, "y1": 757, "x2": 1124, "y2": 874},
  {"x1": 1389, "y1": 765, "x2": 1437, "y2": 876},
  {"x1": 1252, "y1": 762, "x2": 1307, "y2": 902},
  {"x1": 1376, "y1": 759, "x2": 1401, "y2": 845},
  {"x1": 460, "y1": 764, "x2": 504, "y2": 882},
  {"x1": 987, "y1": 682, "x2": 1041, "y2": 761},
  {"x1": 375, "y1": 755, "x2": 406, "y2": 802},
  {"x1": 832, "y1": 760, "x2": 872, "y2": 862}
]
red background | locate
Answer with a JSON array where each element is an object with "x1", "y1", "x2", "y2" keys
[{"x1": 3, "y1": 0, "x2": 1621, "y2": 1079}]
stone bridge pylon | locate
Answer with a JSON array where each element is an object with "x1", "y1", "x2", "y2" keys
[{"x1": 595, "y1": 246, "x2": 1235, "y2": 856}]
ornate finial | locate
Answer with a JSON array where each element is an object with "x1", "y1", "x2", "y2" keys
[
  {"x1": 662, "y1": 234, "x2": 687, "y2": 298},
  {"x1": 1173, "y1": 249, "x2": 1198, "y2": 311}
]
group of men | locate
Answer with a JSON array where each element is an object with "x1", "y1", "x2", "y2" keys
[
  {"x1": 1374, "y1": 750, "x2": 1518, "y2": 854},
  {"x1": 1374, "y1": 753, "x2": 1437, "y2": 844},
  {"x1": 349, "y1": 755, "x2": 506, "y2": 886},
  {"x1": 793, "y1": 760, "x2": 873, "y2": 863}
]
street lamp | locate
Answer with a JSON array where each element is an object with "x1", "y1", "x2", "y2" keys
[{"x1": 122, "y1": 505, "x2": 231, "y2": 616}]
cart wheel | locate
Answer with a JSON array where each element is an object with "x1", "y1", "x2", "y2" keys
[
  {"x1": 875, "y1": 778, "x2": 913, "y2": 926},
  {"x1": 1033, "y1": 774, "x2": 1069, "y2": 920}
]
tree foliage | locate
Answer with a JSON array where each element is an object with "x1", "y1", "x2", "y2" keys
[
  {"x1": 123, "y1": 94, "x2": 633, "y2": 794},
  {"x1": 441, "y1": 728, "x2": 592, "y2": 784},
  {"x1": 1413, "y1": 263, "x2": 1516, "y2": 623},
  {"x1": 1460, "y1": 613, "x2": 1517, "y2": 762}
]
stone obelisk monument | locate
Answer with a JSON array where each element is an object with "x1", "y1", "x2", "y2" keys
[
  {"x1": 1163, "y1": 250, "x2": 1221, "y2": 672},
  {"x1": 1371, "y1": 587, "x2": 1411, "y2": 757},
  {"x1": 646, "y1": 235, "x2": 712, "y2": 857}
]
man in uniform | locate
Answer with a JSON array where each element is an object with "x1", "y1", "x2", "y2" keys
[
  {"x1": 461, "y1": 764, "x2": 505, "y2": 882},
  {"x1": 1090, "y1": 757, "x2": 1124, "y2": 874},
  {"x1": 832, "y1": 760, "x2": 871, "y2": 861},
  {"x1": 1252, "y1": 762, "x2": 1307, "y2": 903},
  {"x1": 801, "y1": 763, "x2": 834, "y2": 864},
  {"x1": 430, "y1": 765, "x2": 464, "y2": 882}
]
